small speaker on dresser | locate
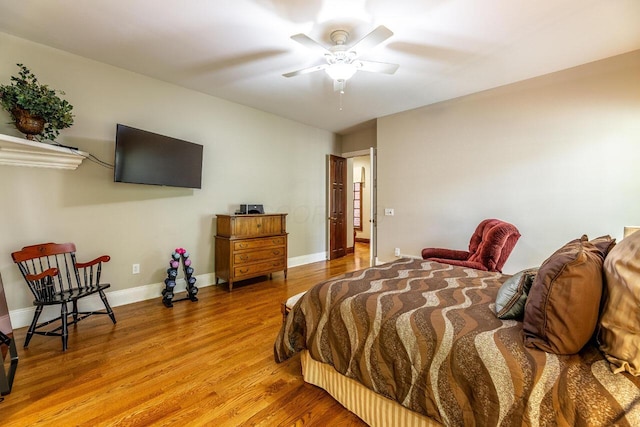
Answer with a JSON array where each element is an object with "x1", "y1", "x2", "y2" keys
[{"x1": 236, "y1": 204, "x2": 264, "y2": 214}]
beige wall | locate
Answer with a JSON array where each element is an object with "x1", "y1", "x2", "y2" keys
[
  {"x1": 342, "y1": 125, "x2": 376, "y2": 152},
  {"x1": 0, "y1": 32, "x2": 339, "y2": 314},
  {"x1": 377, "y1": 50, "x2": 640, "y2": 273}
]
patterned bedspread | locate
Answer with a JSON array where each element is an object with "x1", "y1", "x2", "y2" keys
[{"x1": 274, "y1": 258, "x2": 640, "y2": 426}]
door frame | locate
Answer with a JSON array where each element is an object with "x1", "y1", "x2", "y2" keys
[{"x1": 335, "y1": 148, "x2": 377, "y2": 266}]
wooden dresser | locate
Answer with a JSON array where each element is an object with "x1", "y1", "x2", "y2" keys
[{"x1": 215, "y1": 213, "x2": 288, "y2": 291}]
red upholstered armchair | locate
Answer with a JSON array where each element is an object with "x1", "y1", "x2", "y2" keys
[{"x1": 421, "y1": 219, "x2": 521, "y2": 273}]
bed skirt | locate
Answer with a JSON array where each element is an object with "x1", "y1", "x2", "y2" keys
[{"x1": 300, "y1": 350, "x2": 442, "y2": 427}]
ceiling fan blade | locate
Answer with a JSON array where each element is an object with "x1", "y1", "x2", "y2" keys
[
  {"x1": 283, "y1": 64, "x2": 328, "y2": 78},
  {"x1": 358, "y1": 60, "x2": 399, "y2": 74},
  {"x1": 290, "y1": 33, "x2": 330, "y2": 55},
  {"x1": 350, "y1": 25, "x2": 394, "y2": 56}
]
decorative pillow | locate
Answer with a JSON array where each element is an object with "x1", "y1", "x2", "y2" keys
[
  {"x1": 598, "y1": 230, "x2": 640, "y2": 375},
  {"x1": 495, "y1": 268, "x2": 538, "y2": 319},
  {"x1": 523, "y1": 235, "x2": 605, "y2": 355},
  {"x1": 589, "y1": 235, "x2": 617, "y2": 258}
]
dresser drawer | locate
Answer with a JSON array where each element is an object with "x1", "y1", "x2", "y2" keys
[
  {"x1": 234, "y1": 247, "x2": 285, "y2": 265},
  {"x1": 233, "y1": 237, "x2": 285, "y2": 251},
  {"x1": 217, "y1": 214, "x2": 286, "y2": 238},
  {"x1": 234, "y1": 259, "x2": 286, "y2": 279}
]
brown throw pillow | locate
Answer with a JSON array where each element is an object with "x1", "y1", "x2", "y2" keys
[
  {"x1": 598, "y1": 230, "x2": 640, "y2": 375},
  {"x1": 523, "y1": 235, "x2": 605, "y2": 354},
  {"x1": 589, "y1": 235, "x2": 617, "y2": 258}
]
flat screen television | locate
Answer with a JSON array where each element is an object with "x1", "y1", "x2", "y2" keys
[{"x1": 114, "y1": 124, "x2": 203, "y2": 189}]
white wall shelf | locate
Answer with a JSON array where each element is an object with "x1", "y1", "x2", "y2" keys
[{"x1": 0, "y1": 133, "x2": 86, "y2": 170}]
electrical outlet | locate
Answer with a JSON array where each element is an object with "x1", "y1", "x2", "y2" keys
[
  {"x1": 394, "y1": 248, "x2": 400, "y2": 257},
  {"x1": 132, "y1": 263, "x2": 140, "y2": 274},
  {"x1": 385, "y1": 208, "x2": 394, "y2": 216}
]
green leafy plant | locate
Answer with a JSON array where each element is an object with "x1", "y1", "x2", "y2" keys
[{"x1": 0, "y1": 63, "x2": 74, "y2": 141}]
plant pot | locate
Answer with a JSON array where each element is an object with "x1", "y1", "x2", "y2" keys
[{"x1": 11, "y1": 107, "x2": 45, "y2": 140}]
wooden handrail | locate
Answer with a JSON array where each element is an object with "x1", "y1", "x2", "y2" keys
[
  {"x1": 25, "y1": 268, "x2": 58, "y2": 282},
  {"x1": 76, "y1": 255, "x2": 110, "y2": 268}
]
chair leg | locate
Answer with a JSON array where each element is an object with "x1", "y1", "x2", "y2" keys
[
  {"x1": 24, "y1": 305, "x2": 43, "y2": 348},
  {"x1": 61, "y1": 302, "x2": 68, "y2": 351},
  {"x1": 72, "y1": 300, "x2": 79, "y2": 324},
  {"x1": 99, "y1": 290, "x2": 116, "y2": 324}
]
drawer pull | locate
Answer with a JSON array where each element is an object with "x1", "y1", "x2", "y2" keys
[
  {"x1": 238, "y1": 243, "x2": 248, "y2": 249},
  {"x1": 239, "y1": 268, "x2": 249, "y2": 274},
  {"x1": 239, "y1": 255, "x2": 249, "y2": 261},
  {"x1": 272, "y1": 250, "x2": 281, "y2": 255}
]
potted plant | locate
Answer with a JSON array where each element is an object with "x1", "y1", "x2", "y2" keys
[{"x1": 0, "y1": 63, "x2": 74, "y2": 141}]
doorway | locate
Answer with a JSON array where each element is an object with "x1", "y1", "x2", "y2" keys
[{"x1": 328, "y1": 148, "x2": 376, "y2": 266}]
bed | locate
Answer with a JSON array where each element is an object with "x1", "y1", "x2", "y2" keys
[{"x1": 274, "y1": 234, "x2": 640, "y2": 426}]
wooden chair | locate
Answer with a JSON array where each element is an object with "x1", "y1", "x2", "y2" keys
[{"x1": 11, "y1": 243, "x2": 116, "y2": 351}]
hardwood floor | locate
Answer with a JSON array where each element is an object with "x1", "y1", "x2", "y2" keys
[{"x1": 1, "y1": 244, "x2": 371, "y2": 426}]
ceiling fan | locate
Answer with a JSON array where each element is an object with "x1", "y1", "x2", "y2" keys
[{"x1": 283, "y1": 25, "x2": 399, "y2": 93}]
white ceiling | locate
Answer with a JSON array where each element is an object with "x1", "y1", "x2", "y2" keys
[{"x1": 0, "y1": 0, "x2": 639, "y2": 134}]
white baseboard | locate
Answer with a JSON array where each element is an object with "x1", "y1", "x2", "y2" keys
[
  {"x1": 9, "y1": 272, "x2": 217, "y2": 329},
  {"x1": 288, "y1": 251, "x2": 326, "y2": 267},
  {"x1": 9, "y1": 254, "x2": 327, "y2": 329}
]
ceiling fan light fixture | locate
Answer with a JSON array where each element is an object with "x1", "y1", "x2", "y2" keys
[{"x1": 325, "y1": 62, "x2": 357, "y2": 81}]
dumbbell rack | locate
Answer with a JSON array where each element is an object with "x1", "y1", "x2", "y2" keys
[{"x1": 162, "y1": 248, "x2": 198, "y2": 308}]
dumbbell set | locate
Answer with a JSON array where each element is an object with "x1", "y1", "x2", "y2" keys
[{"x1": 162, "y1": 247, "x2": 199, "y2": 307}]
